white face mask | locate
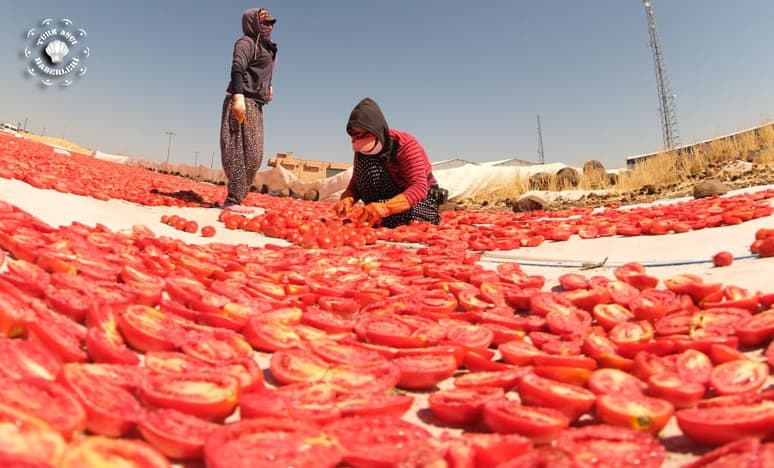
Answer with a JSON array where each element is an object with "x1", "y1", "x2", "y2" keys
[{"x1": 352, "y1": 136, "x2": 383, "y2": 155}]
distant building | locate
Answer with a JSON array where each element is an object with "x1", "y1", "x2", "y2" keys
[
  {"x1": 267, "y1": 152, "x2": 351, "y2": 182},
  {"x1": 480, "y1": 158, "x2": 537, "y2": 167},
  {"x1": 431, "y1": 158, "x2": 478, "y2": 170}
]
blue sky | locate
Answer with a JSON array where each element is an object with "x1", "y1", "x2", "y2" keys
[{"x1": 1, "y1": 1, "x2": 773, "y2": 169}]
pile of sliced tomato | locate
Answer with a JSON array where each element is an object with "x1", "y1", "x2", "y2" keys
[{"x1": 1, "y1": 133, "x2": 773, "y2": 466}]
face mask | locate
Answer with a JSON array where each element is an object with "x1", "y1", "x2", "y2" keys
[{"x1": 352, "y1": 136, "x2": 383, "y2": 155}]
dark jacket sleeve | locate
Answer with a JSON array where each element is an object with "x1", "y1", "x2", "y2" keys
[{"x1": 230, "y1": 38, "x2": 253, "y2": 95}]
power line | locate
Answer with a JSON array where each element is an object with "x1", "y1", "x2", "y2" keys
[{"x1": 642, "y1": 0, "x2": 680, "y2": 149}]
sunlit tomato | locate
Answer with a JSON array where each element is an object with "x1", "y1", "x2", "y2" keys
[
  {"x1": 462, "y1": 432, "x2": 533, "y2": 467},
  {"x1": 269, "y1": 348, "x2": 330, "y2": 385},
  {"x1": 555, "y1": 424, "x2": 666, "y2": 468},
  {"x1": 428, "y1": 386, "x2": 505, "y2": 425},
  {"x1": 517, "y1": 372, "x2": 596, "y2": 420},
  {"x1": 533, "y1": 365, "x2": 591, "y2": 387},
  {"x1": 647, "y1": 373, "x2": 705, "y2": 409},
  {"x1": 709, "y1": 360, "x2": 768, "y2": 396},
  {"x1": 322, "y1": 360, "x2": 401, "y2": 395},
  {"x1": 335, "y1": 392, "x2": 415, "y2": 418},
  {"x1": 201, "y1": 225, "x2": 216, "y2": 237},
  {"x1": 140, "y1": 372, "x2": 240, "y2": 421},
  {"x1": 117, "y1": 304, "x2": 184, "y2": 352},
  {"x1": 0, "y1": 402, "x2": 67, "y2": 466},
  {"x1": 58, "y1": 364, "x2": 142, "y2": 437},
  {"x1": 0, "y1": 378, "x2": 86, "y2": 440},
  {"x1": 588, "y1": 368, "x2": 646, "y2": 396},
  {"x1": 26, "y1": 301, "x2": 88, "y2": 363},
  {"x1": 85, "y1": 305, "x2": 140, "y2": 365},
  {"x1": 499, "y1": 337, "x2": 548, "y2": 366},
  {"x1": 558, "y1": 273, "x2": 590, "y2": 291},
  {"x1": 60, "y1": 436, "x2": 171, "y2": 468},
  {"x1": 592, "y1": 303, "x2": 634, "y2": 330},
  {"x1": 676, "y1": 401, "x2": 774, "y2": 446},
  {"x1": 545, "y1": 307, "x2": 592, "y2": 337},
  {"x1": 595, "y1": 393, "x2": 674, "y2": 434},
  {"x1": 453, "y1": 367, "x2": 529, "y2": 391},
  {"x1": 0, "y1": 337, "x2": 62, "y2": 380},
  {"x1": 735, "y1": 309, "x2": 774, "y2": 347},
  {"x1": 238, "y1": 384, "x2": 340, "y2": 424},
  {"x1": 482, "y1": 398, "x2": 570, "y2": 444},
  {"x1": 325, "y1": 416, "x2": 430, "y2": 468},
  {"x1": 712, "y1": 251, "x2": 734, "y2": 267},
  {"x1": 683, "y1": 438, "x2": 764, "y2": 468},
  {"x1": 393, "y1": 354, "x2": 458, "y2": 390},
  {"x1": 139, "y1": 408, "x2": 216, "y2": 460}
]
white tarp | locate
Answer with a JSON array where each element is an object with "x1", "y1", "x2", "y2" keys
[
  {"x1": 92, "y1": 150, "x2": 130, "y2": 164},
  {"x1": 434, "y1": 162, "x2": 571, "y2": 200},
  {"x1": 252, "y1": 165, "x2": 352, "y2": 202}
]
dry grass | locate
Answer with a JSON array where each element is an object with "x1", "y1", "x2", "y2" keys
[{"x1": 22, "y1": 133, "x2": 92, "y2": 155}]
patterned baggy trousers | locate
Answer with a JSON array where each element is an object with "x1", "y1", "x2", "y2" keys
[{"x1": 220, "y1": 95, "x2": 264, "y2": 205}]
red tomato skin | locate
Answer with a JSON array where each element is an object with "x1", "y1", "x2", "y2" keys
[
  {"x1": 595, "y1": 393, "x2": 674, "y2": 434},
  {"x1": 676, "y1": 402, "x2": 774, "y2": 446},
  {"x1": 137, "y1": 408, "x2": 220, "y2": 460},
  {"x1": 482, "y1": 398, "x2": 570, "y2": 444},
  {"x1": 517, "y1": 372, "x2": 596, "y2": 421},
  {"x1": 428, "y1": 387, "x2": 505, "y2": 425},
  {"x1": 0, "y1": 378, "x2": 86, "y2": 441},
  {"x1": 60, "y1": 436, "x2": 171, "y2": 468},
  {"x1": 709, "y1": 360, "x2": 768, "y2": 396},
  {"x1": 139, "y1": 373, "x2": 239, "y2": 421},
  {"x1": 712, "y1": 251, "x2": 734, "y2": 267},
  {"x1": 394, "y1": 354, "x2": 458, "y2": 390}
]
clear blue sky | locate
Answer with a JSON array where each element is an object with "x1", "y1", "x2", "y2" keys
[{"x1": 2, "y1": 1, "x2": 773, "y2": 169}]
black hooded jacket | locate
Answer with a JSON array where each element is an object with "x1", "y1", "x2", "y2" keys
[
  {"x1": 346, "y1": 97, "x2": 393, "y2": 155},
  {"x1": 226, "y1": 8, "x2": 277, "y2": 104}
]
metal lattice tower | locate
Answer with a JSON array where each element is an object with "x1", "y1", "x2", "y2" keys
[
  {"x1": 536, "y1": 114, "x2": 545, "y2": 164},
  {"x1": 642, "y1": 0, "x2": 680, "y2": 149}
]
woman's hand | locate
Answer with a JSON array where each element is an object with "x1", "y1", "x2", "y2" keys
[
  {"x1": 333, "y1": 197, "x2": 354, "y2": 217},
  {"x1": 232, "y1": 94, "x2": 246, "y2": 124}
]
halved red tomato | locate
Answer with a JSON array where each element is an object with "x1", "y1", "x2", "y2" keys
[
  {"x1": 517, "y1": 372, "x2": 596, "y2": 421},
  {"x1": 735, "y1": 309, "x2": 774, "y2": 347},
  {"x1": 482, "y1": 398, "x2": 570, "y2": 444},
  {"x1": 0, "y1": 402, "x2": 66, "y2": 466},
  {"x1": 335, "y1": 392, "x2": 415, "y2": 418},
  {"x1": 85, "y1": 305, "x2": 139, "y2": 365},
  {"x1": 647, "y1": 373, "x2": 705, "y2": 409},
  {"x1": 592, "y1": 303, "x2": 634, "y2": 330},
  {"x1": 0, "y1": 337, "x2": 62, "y2": 380},
  {"x1": 595, "y1": 393, "x2": 674, "y2": 434},
  {"x1": 555, "y1": 424, "x2": 665, "y2": 468},
  {"x1": 138, "y1": 408, "x2": 220, "y2": 460},
  {"x1": 0, "y1": 378, "x2": 86, "y2": 440},
  {"x1": 428, "y1": 386, "x2": 505, "y2": 425},
  {"x1": 117, "y1": 304, "x2": 184, "y2": 352},
  {"x1": 269, "y1": 348, "x2": 330, "y2": 385},
  {"x1": 238, "y1": 384, "x2": 341, "y2": 425},
  {"x1": 709, "y1": 360, "x2": 768, "y2": 395},
  {"x1": 462, "y1": 432, "x2": 532, "y2": 467},
  {"x1": 453, "y1": 367, "x2": 528, "y2": 391},
  {"x1": 393, "y1": 354, "x2": 458, "y2": 390},
  {"x1": 588, "y1": 368, "x2": 646, "y2": 396},
  {"x1": 140, "y1": 372, "x2": 239, "y2": 421},
  {"x1": 682, "y1": 437, "x2": 763, "y2": 468},
  {"x1": 325, "y1": 416, "x2": 429, "y2": 468},
  {"x1": 60, "y1": 436, "x2": 171, "y2": 468},
  {"x1": 58, "y1": 364, "x2": 141, "y2": 437},
  {"x1": 533, "y1": 365, "x2": 591, "y2": 387},
  {"x1": 676, "y1": 401, "x2": 774, "y2": 446}
]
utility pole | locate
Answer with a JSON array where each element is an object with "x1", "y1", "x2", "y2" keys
[
  {"x1": 164, "y1": 130, "x2": 176, "y2": 163},
  {"x1": 193, "y1": 151, "x2": 199, "y2": 166},
  {"x1": 642, "y1": 0, "x2": 680, "y2": 149},
  {"x1": 536, "y1": 114, "x2": 545, "y2": 164},
  {"x1": 23, "y1": 118, "x2": 28, "y2": 132},
  {"x1": 210, "y1": 151, "x2": 215, "y2": 168}
]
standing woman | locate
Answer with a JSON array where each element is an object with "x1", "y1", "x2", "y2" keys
[{"x1": 220, "y1": 8, "x2": 277, "y2": 212}]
